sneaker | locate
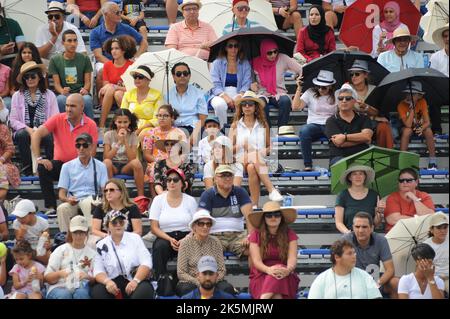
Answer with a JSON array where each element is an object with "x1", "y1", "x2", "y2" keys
[
  {"x1": 44, "y1": 208, "x2": 57, "y2": 217},
  {"x1": 252, "y1": 205, "x2": 258, "y2": 210},
  {"x1": 269, "y1": 189, "x2": 283, "y2": 202},
  {"x1": 428, "y1": 163, "x2": 438, "y2": 170}
]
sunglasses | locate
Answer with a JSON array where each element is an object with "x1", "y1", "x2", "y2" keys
[
  {"x1": 167, "y1": 177, "x2": 181, "y2": 183},
  {"x1": 236, "y1": 5, "x2": 250, "y2": 12},
  {"x1": 175, "y1": 71, "x2": 190, "y2": 77},
  {"x1": 197, "y1": 221, "x2": 213, "y2": 228},
  {"x1": 23, "y1": 73, "x2": 38, "y2": 81},
  {"x1": 240, "y1": 101, "x2": 256, "y2": 107},
  {"x1": 47, "y1": 14, "x2": 61, "y2": 20},
  {"x1": 157, "y1": 114, "x2": 171, "y2": 119},
  {"x1": 350, "y1": 72, "x2": 361, "y2": 77},
  {"x1": 338, "y1": 96, "x2": 354, "y2": 102},
  {"x1": 104, "y1": 188, "x2": 120, "y2": 193},
  {"x1": 226, "y1": 43, "x2": 239, "y2": 49},
  {"x1": 164, "y1": 141, "x2": 176, "y2": 147},
  {"x1": 398, "y1": 178, "x2": 416, "y2": 183},
  {"x1": 75, "y1": 142, "x2": 91, "y2": 149},
  {"x1": 133, "y1": 74, "x2": 147, "y2": 80},
  {"x1": 264, "y1": 211, "x2": 282, "y2": 219},
  {"x1": 111, "y1": 218, "x2": 125, "y2": 226},
  {"x1": 266, "y1": 49, "x2": 278, "y2": 56}
]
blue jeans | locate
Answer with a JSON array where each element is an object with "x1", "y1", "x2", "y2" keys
[
  {"x1": 264, "y1": 95, "x2": 291, "y2": 127},
  {"x1": 46, "y1": 284, "x2": 90, "y2": 299},
  {"x1": 299, "y1": 123, "x2": 326, "y2": 167},
  {"x1": 57, "y1": 94, "x2": 94, "y2": 120}
]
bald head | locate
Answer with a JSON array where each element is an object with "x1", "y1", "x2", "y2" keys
[{"x1": 66, "y1": 93, "x2": 85, "y2": 120}]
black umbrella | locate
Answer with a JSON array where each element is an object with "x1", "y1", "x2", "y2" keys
[
  {"x1": 301, "y1": 50, "x2": 389, "y2": 91},
  {"x1": 365, "y1": 68, "x2": 449, "y2": 115},
  {"x1": 208, "y1": 26, "x2": 296, "y2": 62}
]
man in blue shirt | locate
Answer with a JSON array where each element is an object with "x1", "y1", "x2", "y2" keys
[
  {"x1": 56, "y1": 133, "x2": 108, "y2": 233},
  {"x1": 181, "y1": 256, "x2": 235, "y2": 299}
]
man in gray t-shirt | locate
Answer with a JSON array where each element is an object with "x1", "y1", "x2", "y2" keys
[{"x1": 342, "y1": 212, "x2": 399, "y2": 298}]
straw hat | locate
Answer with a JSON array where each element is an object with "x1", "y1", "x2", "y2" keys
[
  {"x1": 386, "y1": 27, "x2": 419, "y2": 45},
  {"x1": 155, "y1": 130, "x2": 188, "y2": 152},
  {"x1": 179, "y1": 0, "x2": 202, "y2": 12},
  {"x1": 278, "y1": 126, "x2": 298, "y2": 138},
  {"x1": 432, "y1": 23, "x2": 449, "y2": 49},
  {"x1": 235, "y1": 90, "x2": 265, "y2": 108},
  {"x1": 16, "y1": 61, "x2": 47, "y2": 85},
  {"x1": 248, "y1": 201, "x2": 297, "y2": 229},
  {"x1": 339, "y1": 164, "x2": 375, "y2": 186}
]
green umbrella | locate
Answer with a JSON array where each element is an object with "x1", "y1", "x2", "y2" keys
[{"x1": 330, "y1": 146, "x2": 420, "y2": 198}]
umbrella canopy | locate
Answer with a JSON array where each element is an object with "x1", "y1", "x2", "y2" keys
[
  {"x1": 1, "y1": 0, "x2": 47, "y2": 43},
  {"x1": 420, "y1": 0, "x2": 449, "y2": 45},
  {"x1": 199, "y1": 0, "x2": 277, "y2": 37},
  {"x1": 365, "y1": 68, "x2": 449, "y2": 115},
  {"x1": 121, "y1": 49, "x2": 213, "y2": 101},
  {"x1": 385, "y1": 214, "x2": 433, "y2": 277},
  {"x1": 208, "y1": 26, "x2": 296, "y2": 62},
  {"x1": 301, "y1": 50, "x2": 389, "y2": 91},
  {"x1": 330, "y1": 146, "x2": 420, "y2": 198},
  {"x1": 340, "y1": 0, "x2": 421, "y2": 54}
]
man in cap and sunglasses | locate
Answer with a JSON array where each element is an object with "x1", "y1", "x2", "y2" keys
[
  {"x1": 223, "y1": 0, "x2": 260, "y2": 35},
  {"x1": 325, "y1": 83, "x2": 373, "y2": 166},
  {"x1": 36, "y1": 1, "x2": 87, "y2": 61},
  {"x1": 56, "y1": 133, "x2": 108, "y2": 234}
]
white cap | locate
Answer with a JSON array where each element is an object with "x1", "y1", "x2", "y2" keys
[{"x1": 11, "y1": 199, "x2": 36, "y2": 218}]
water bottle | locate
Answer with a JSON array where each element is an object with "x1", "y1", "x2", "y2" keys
[
  {"x1": 283, "y1": 193, "x2": 293, "y2": 207},
  {"x1": 30, "y1": 266, "x2": 40, "y2": 293},
  {"x1": 36, "y1": 231, "x2": 49, "y2": 256}
]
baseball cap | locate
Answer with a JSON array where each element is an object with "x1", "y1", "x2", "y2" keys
[
  {"x1": 197, "y1": 255, "x2": 218, "y2": 273},
  {"x1": 11, "y1": 199, "x2": 36, "y2": 218},
  {"x1": 75, "y1": 133, "x2": 93, "y2": 144},
  {"x1": 214, "y1": 164, "x2": 234, "y2": 175},
  {"x1": 430, "y1": 212, "x2": 449, "y2": 227},
  {"x1": 70, "y1": 215, "x2": 89, "y2": 232}
]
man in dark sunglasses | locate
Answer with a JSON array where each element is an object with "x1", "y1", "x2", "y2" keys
[
  {"x1": 56, "y1": 132, "x2": 108, "y2": 233},
  {"x1": 223, "y1": 0, "x2": 260, "y2": 35},
  {"x1": 325, "y1": 83, "x2": 373, "y2": 166},
  {"x1": 36, "y1": 1, "x2": 87, "y2": 60}
]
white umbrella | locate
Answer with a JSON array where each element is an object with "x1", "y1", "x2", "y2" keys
[
  {"x1": 199, "y1": 0, "x2": 277, "y2": 37},
  {"x1": 420, "y1": 0, "x2": 449, "y2": 44},
  {"x1": 1, "y1": 0, "x2": 47, "y2": 42},
  {"x1": 121, "y1": 49, "x2": 213, "y2": 101},
  {"x1": 385, "y1": 214, "x2": 433, "y2": 277}
]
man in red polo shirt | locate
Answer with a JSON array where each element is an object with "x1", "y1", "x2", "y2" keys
[{"x1": 31, "y1": 93, "x2": 98, "y2": 214}]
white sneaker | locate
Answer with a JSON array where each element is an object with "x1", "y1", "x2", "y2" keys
[{"x1": 269, "y1": 189, "x2": 283, "y2": 202}]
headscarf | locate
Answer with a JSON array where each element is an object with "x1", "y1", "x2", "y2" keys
[
  {"x1": 380, "y1": 1, "x2": 401, "y2": 33},
  {"x1": 306, "y1": 5, "x2": 330, "y2": 54},
  {"x1": 252, "y1": 39, "x2": 278, "y2": 95}
]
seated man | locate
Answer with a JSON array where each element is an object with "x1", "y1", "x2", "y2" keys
[
  {"x1": 48, "y1": 30, "x2": 94, "y2": 119},
  {"x1": 325, "y1": 83, "x2": 373, "y2": 166},
  {"x1": 165, "y1": 0, "x2": 217, "y2": 61},
  {"x1": 322, "y1": 0, "x2": 355, "y2": 30},
  {"x1": 270, "y1": 0, "x2": 303, "y2": 37},
  {"x1": 0, "y1": 4, "x2": 25, "y2": 67},
  {"x1": 198, "y1": 165, "x2": 253, "y2": 258},
  {"x1": 342, "y1": 212, "x2": 399, "y2": 298},
  {"x1": 57, "y1": 133, "x2": 108, "y2": 233},
  {"x1": 36, "y1": 1, "x2": 87, "y2": 62}
]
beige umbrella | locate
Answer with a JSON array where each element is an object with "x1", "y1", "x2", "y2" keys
[
  {"x1": 420, "y1": 0, "x2": 449, "y2": 44},
  {"x1": 385, "y1": 214, "x2": 434, "y2": 277}
]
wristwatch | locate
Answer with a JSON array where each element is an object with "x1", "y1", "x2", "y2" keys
[
  {"x1": 36, "y1": 156, "x2": 44, "y2": 161},
  {"x1": 133, "y1": 277, "x2": 141, "y2": 284},
  {"x1": 428, "y1": 280, "x2": 436, "y2": 285},
  {"x1": 414, "y1": 198, "x2": 422, "y2": 202}
]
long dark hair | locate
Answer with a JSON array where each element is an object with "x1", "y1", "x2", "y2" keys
[
  {"x1": 103, "y1": 35, "x2": 137, "y2": 60},
  {"x1": 259, "y1": 216, "x2": 290, "y2": 263},
  {"x1": 109, "y1": 108, "x2": 138, "y2": 132},
  {"x1": 19, "y1": 69, "x2": 48, "y2": 93},
  {"x1": 10, "y1": 42, "x2": 43, "y2": 91},
  {"x1": 312, "y1": 85, "x2": 336, "y2": 104}
]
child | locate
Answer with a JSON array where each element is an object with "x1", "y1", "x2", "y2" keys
[
  {"x1": 11, "y1": 199, "x2": 51, "y2": 265},
  {"x1": 103, "y1": 108, "x2": 145, "y2": 196},
  {"x1": 197, "y1": 115, "x2": 222, "y2": 166},
  {"x1": 9, "y1": 240, "x2": 46, "y2": 299},
  {"x1": 397, "y1": 81, "x2": 437, "y2": 169},
  {"x1": 0, "y1": 62, "x2": 11, "y2": 110},
  {"x1": 119, "y1": 0, "x2": 148, "y2": 39}
]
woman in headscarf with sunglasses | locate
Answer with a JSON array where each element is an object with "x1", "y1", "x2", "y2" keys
[{"x1": 251, "y1": 38, "x2": 302, "y2": 127}]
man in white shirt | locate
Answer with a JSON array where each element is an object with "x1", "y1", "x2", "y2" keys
[
  {"x1": 36, "y1": 1, "x2": 87, "y2": 62},
  {"x1": 430, "y1": 25, "x2": 449, "y2": 77}
]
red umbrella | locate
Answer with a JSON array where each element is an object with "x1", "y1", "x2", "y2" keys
[{"x1": 339, "y1": 0, "x2": 421, "y2": 54}]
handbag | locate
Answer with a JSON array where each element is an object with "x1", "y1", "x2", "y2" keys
[
  {"x1": 156, "y1": 273, "x2": 176, "y2": 296},
  {"x1": 90, "y1": 159, "x2": 103, "y2": 213},
  {"x1": 133, "y1": 196, "x2": 150, "y2": 214}
]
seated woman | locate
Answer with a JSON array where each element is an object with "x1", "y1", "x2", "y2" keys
[
  {"x1": 45, "y1": 216, "x2": 95, "y2": 299},
  {"x1": 103, "y1": 109, "x2": 144, "y2": 196},
  {"x1": 91, "y1": 210, "x2": 154, "y2": 299},
  {"x1": 252, "y1": 39, "x2": 302, "y2": 127},
  {"x1": 292, "y1": 70, "x2": 337, "y2": 171},
  {"x1": 91, "y1": 179, "x2": 142, "y2": 244},
  {"x1": 371, "y1": 1, "x2": 409, "y2": 58},
  {"x1": 9, "y1": 62, "x2": 58, "y2": 176},
  {"x1": 229, "y1": 91, "x2": 283, "y2": 208},
  {"x1": 335, "y1": 164, "x2": 385, "y2": 234},
  {"x1": 121, "y1": 65, "x2": 163, "y2": 138},
  {"x1": 142, "y1": 104, "x2": 187, "y2": 198},
  {"x1": 248, "y1": 201, "x2": 299, "y2": 299},
  {"x1": 203, "y1": 135, "x2": 243, "y2": 189},
  {"x1": 209, "y1": 38, "x2": 251, "y2": 128},
  {"x1": 398, "y1": 243, "x2": 445, "y2": 299},
  {"x1": 149, "y1": 167, "x2": 197, "y2": 280},
  {"x1": 347, "y1": 60, "x2": 393, "y2": 149},
  {"x1": 176, "y1": 210, "x2": 235, "y2": 297},
  {"x1": 296, "y1": 5, "x2": 335, "y2": 63},
  {"x1": 0, "y1": 121, "x2": 20, "y2": 201},
  {"x1": 153, "y1": 131, "x2": 194, "y2": 196},
  {"x1": 98, "y1": 35, "x2": 136, "y2": 130},
  {"x1": 384, "y1": 168, "x2": 435, "y2": 233}
]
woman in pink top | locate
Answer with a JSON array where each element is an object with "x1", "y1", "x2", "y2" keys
[
  {"x1": 252, "y1": 39, "x2": 302, "y2": 127},
  {"x1": 384, "y1": 168, "x2": 435, "y2": 233},
  {"x1": 98, "y1": 35, "x2": 136, "y2": 129}
]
